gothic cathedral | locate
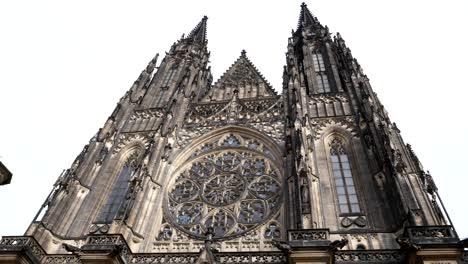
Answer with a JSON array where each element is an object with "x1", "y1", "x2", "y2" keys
[{"x1": 1, "y1": 3, "x2": 466, "y2": 264}]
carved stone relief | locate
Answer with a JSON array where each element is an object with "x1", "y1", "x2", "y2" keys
[
  {"x1": 311, "y1": 116, "x2": 357, "y2": 140},
  {"x1": 112, "y1": 132, "x2": 154, "y2": 154}
]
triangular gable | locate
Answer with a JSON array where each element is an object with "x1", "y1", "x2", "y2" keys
[{"x1": 201, "y1": 51, "x2": 276, "y2": 102}]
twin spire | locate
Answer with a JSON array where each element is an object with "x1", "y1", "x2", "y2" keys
[{"x1": 183, "y1": 3, "x2": 319, "y2": 45}]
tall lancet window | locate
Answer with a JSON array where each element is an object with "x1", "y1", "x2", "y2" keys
[
  {"x1": 312, "y1": 52, "x2": 330, "y2": 93},
  {"x1": 161, "y1": 64, "x2": 178, "y2": 88},
  {"x1": 329, "y1": 138, "x2": 360, "y2": 214},
  {"x1": 97, "y1": 153, "x2": 139, "y2": 223}
]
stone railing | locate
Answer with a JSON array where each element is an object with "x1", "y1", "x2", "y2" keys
[
  {"x1": 407, "y1": 225, "x2": 459, "y2": 244},
  {"x1": 0, "y1": 236, "x2": 46, "y2": 262},
  {"x1": 335, "y1": 250, "x2": 404, "y2": 263},
  {"x1": 43, "y1": 255, "x2": 81, "y2": 264},
  {"x1": 128, "y1": 253, "x2": 199, "y2": 264},
  {"x1": 288, "y1": 229, "x2": 329, "y2": 241},
  {"x1": 215, "y1": 252, "x2": 287, "y2": 264},
  {"x1": 1, "y1": 235, "x2": 287, "y2": 264}
]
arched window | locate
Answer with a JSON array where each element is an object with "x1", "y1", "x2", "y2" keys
[
  {"x1": 312, "y1": 52, "x2": 331, "y2": 93},
  {"x1": 161, "y1": 64, "x2": 178, "y2": 88},
  {"x1": 97, "y1": 153, "x2": 139, "y2": 223},
  {"x1": 329, "y1": 138, "x2": 360, "y2": 214}
]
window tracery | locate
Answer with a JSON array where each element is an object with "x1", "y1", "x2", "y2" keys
[
  {"x1": 165, "y1": 134, "x2": 282, "y2": 240},
  {"x1": 264, "y1": 222, "x2": 280, "y2": 239},
  {"x1": 329, "y1": 138, "x2": 360, "y2": 214},
  {"x1": 97, "y1": 151, "x2": 140, "y2": 223},
  {"x1": 187, "y1": 133, "x2": 276, "y2": 161},
  {"x1": 312, "y1": 52, "x2": 331, "y2": 93},
  {"x1": 222, "y1": 135, "x2": 241, "y2": 147}
]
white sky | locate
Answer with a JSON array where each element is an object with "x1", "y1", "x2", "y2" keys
[{"x1": 0, "y1": 0, "x2": 467, "y2": 240}]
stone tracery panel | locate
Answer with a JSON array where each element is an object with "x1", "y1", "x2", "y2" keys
[{"x1": 163, "y1": 132, "x2": 283, "y2": 241}]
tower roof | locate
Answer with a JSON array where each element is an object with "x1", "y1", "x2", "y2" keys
[
  {"x1": 297, "y1": 2, "x2": 321, "y2": 30},
  {"x1": 185, "y1": 16, "x2": 208, "y2": 45}
]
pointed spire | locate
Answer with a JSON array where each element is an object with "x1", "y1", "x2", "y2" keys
[
  {"x1": 186, "y1": 16, "x2": 208, "y2": 45},
  {"x1": 297, "y1": 2, "x2": 320, "y2": 30}
]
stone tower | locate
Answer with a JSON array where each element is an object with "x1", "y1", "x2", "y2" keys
[{"x1": 0, "y1": 3, "x2": 465, "y2": 264}]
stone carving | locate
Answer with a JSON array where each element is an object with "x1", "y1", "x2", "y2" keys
[
  {"x1": 112, "y1": 132, "x2": 154, "y2": 154},
  {"x1": 188, "y1": 133, "x2": 277, "y2": 161},
  {"x1": 157, "y1": 225, "x2": 174, "y2": 241},
  {"x1": 288, "y1": 229, "x2": 329, "y2": 241},
  {"x1": 308, "y1": 93, "x2": 351, "y2": 117},
  {"x1": 224, "y1": 60, "x2": 258, "y2": 85},
  {"x1": 70, "y1": 144, "x2": 89, "y2": 172},
  {"x1": 299, "y1": 172, "x2": 311, "y2": 214},
  {"x1": 177, "y1": 126, "x2": 211, "y2": 148},
  {"x1": 124, "y1": 108, "x2": 166, "y2": 132},
  {"x1": 340, "y1": 216, "x2": 367, "y2": 228},
  {"x1": 213, "y1": 51, "x2": 275, "y2": 94},
  {"x1": 186, "y1": 97, "x2": 283, "y2": 128},
  {"x1": 246, "y1": 121, "x2": 284, "y2": 143},
  {"x1": 130, "y1": 108, "x2": 165, "y2": 121},
  {"x1": 89, "y1": 223, "x2": 110, "y2": 234},
  {"x1": 85, "y1": 234, "x2": 124, "y2": 245},
  {"x1": 96, "y1": 145, "x2": 109, "y2": 165},
  {"x1": 311, "y1": 116, "x2": 357, "y2": 140},
  {"x1": 264, "y1": 223, "x2": 281, "y2": 239}
]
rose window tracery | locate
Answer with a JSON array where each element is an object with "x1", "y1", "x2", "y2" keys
[{"x1": 165, "y1": 142, "x2": 282, "y2": 240}]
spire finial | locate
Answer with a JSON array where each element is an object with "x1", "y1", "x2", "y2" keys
[
  {"x1": 297, "y1": 2, "x2": 321, "y2": 30},
  {"x1": 186, "y1": 16, "x2": 208, "y2": 45},
  {"x1": 241, "y1": 50, "x2": 247, "y2": 57}
]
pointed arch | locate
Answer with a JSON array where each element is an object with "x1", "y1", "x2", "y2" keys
[
  {"x1": 324, "y1": 132, "x2": 362, "y2": 215},
  {"x1": 96, "y1": 146, "x2": 143, "y2": 223},
  {"x1": 173, "y1": 125, "x2": 283, "y2": 167},
  {"x1": 311, "y1": 49, "x2": 331, "y2": 94}
]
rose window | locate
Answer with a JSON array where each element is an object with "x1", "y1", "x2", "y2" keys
[{"x1": 165, "y1": 149, "x2": 282, "y2": 240}]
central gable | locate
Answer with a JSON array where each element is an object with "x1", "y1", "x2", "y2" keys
[{"x1": 201, "y1": 50, "x2": 276, "y2": 102}]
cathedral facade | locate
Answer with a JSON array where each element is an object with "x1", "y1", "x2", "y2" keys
[{"x1": 1, "y1": 3, "x2": 466, "y2": 264}]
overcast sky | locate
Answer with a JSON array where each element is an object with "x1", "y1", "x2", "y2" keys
[{"x1": 0, "y1": 0, "x2": 467, "y2": 240}]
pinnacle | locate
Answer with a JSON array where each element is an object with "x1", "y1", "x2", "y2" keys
[{"x1": 186, "y1": 16, "x2": 208, "y2": 45}]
